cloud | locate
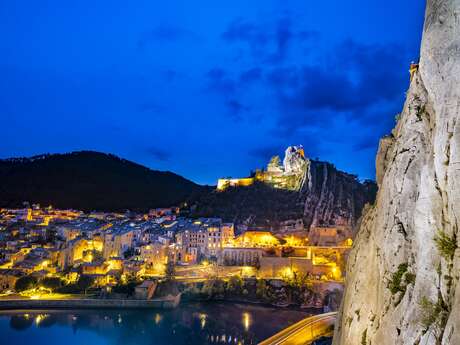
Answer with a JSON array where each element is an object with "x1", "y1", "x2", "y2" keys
[
  {"x1": 146, "y1": 146, "x2": 171, "y2": 161},
  {"x1": 268, "y1": 40, "x2": 408, "y2": 133},
  {"x1": 225, "y1": 99, "x2": 250, "y2": 121},
  {"x1": 221, "y1": 15, "x2": 316, "y2": 63},
  {"x1": 239, "y1": 68, "x2": 262, "y2": 83},
  {"x1": 222, "y1": 18, "x2": 270, "y2": 51},
  {"x1": 205, "y1": 68, "x2": 236, "y2": 94},
  {"x1": 137, "y1": 25, "x2": 195, "y2": 49}
]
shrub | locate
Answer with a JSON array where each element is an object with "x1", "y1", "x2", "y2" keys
[
  {"x1": 226, "y1": 275, "x2": 243, "y2": 295},
  {"x1": 388, "y1": 263, "x2": 409, "y2": 295},
  {"x1": 76, "y1": 275, "x2": 95, "y2": 293},
  {"x1": 256, "y1": 279, "x2": 267, "y2": 299},
  {"x1": 405, "y1": 272, "x2": 416, "y2": 285},
  {"x1": 419, "y1": 296, "x2": 439, "y2": 330},
  {"x1": 14, "y1": 276, "x2": 38, "y2": 292},
  {"x1": 418, "y1": 295, "x2": 449, "y2": 339},
  {"x1": 112, "y1": 281, "x2": 138, "y2": 295},
  {"x1": 40, "y1": 277, "x2": 63, "y2": 291},
  {"x1": 361, "y1": 329, "x2": 367, "y2": 345},
  {"x1": 434, "y1": 230, "x2": 457, "y2": 261},
  {"x1": 155, "y1": 280, "x2": 180, "y2": 297},
  {"x1": 201, "y1": 278, "x2": 225, "y2": 299}
]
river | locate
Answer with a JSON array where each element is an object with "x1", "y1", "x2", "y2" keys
[{"x1": 0, "y1": 302, "x2": 312, "y2": 345}]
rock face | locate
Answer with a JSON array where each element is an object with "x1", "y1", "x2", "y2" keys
[
  {"x1": 283, "y1": 145, "x2": 307, "y2": 175},
  {"x1": 302, "y1": 161, "x2": 376, "y2": 231},
  {"x1": 194, "y1": 157, "x2": 376, "y2": 231},
  {"x1": 334, "y1": 1, "x2": 460, "y2": 344}
]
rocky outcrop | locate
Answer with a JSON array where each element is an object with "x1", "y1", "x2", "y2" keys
[
  {"x1": 194, "y1": 158, "x2": 376, "y2": 231},
  {"x1": 283, "y1": 145, "x2": 308, "y2": 175},
  {"x1": 334, "y1": 1, "x2": 460, "y2": 344},
  {"x1": 302, "y1": 161, "x2": 376, "y2": 232}
]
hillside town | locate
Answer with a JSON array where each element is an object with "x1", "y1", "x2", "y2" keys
[{"x1": 0, "y1": 204, "x2": 351, "y2": 306}]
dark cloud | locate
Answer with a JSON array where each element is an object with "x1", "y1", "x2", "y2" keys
[
  {"x1": 266, "y1": 67, "x2": 299, "y2": 87},
  {"x1": 225, "y1": 99, "x2": 250, "y2": 121},
  {"x1": 239, "y1": 68, "x2": 262, "y2": 83},
  {"x1": 222, "y1": 18, "x2": 270, "y2": 51},
  {"x1": 146, "y1": 146, "x2": 171, "y2": 161},
  {"x1": 205, "y1": 68, "x2": 236, "y2": 94},
  {"x1": 222, "y1": 15, "x2": 316, "y2": 63},
  {"x1": 138, "y1": 25, "x2": 195, "y2": 49},
  {"x1": 269, "y1": 17, "x2": 293, "y2": 63},
  {"x1": 268, "y1": 40, "x2": 408, "y2": 133}
]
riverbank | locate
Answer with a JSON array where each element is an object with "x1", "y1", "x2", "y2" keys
[{"x1": 0, "y1": 294, "x2": 180, "y2": 310}]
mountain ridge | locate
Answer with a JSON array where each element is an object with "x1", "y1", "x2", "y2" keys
[{"x1": 0, "y1": 150, "x2": 209, "y2": 211}]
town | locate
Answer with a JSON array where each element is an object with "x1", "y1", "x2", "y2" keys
[{"x1": 0, "y1": 204, "x2": 351, "y2": 308}]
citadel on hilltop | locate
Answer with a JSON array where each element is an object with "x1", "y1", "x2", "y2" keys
[{"x1": 217, "y1": 146, "x2": 308, "y2": 191}]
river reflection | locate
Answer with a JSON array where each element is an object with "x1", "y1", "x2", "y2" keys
[{"x1": 0, "y1": 303, "x2": 311, "y2": 345}]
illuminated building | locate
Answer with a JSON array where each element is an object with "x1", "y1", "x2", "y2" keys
[{"x1": 216, "y1": 145, "x2": 307, "y2": 191}]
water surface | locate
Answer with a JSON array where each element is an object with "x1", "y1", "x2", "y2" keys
[{"x1": 0, "y1": 302, "x2": 311, "y2": 345}]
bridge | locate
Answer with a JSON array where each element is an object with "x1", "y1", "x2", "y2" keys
[{"x1": 258, "y1": 312, "x2": 337, "y2": 345}]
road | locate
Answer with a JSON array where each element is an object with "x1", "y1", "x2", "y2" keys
[{"x1": 258, "y1": 312, "x2": 337, "y2": 345}]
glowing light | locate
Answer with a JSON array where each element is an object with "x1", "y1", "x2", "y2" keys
[
  {"x1": 242, "y1": 266, "x2": 254, "y2": 277},
  {"x1": 282, "y1": 267, "x2": 294, "y2": 279},
  {"x1": 154, "y1": 313, "x2": 163, "y2": 325},
  {"x1": 35, "y1": 314, "x2": 48, "y2": 325},
  {"x1": 242, "y1": 312, "x2": 251, "y2": 331},
  {"x1": 199, "y1": 313, "x2": 207, "y2": 329}
]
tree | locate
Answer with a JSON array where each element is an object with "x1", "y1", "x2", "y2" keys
[
  {"x1": 113, "y1": 275, "x2": 138, "y2": 296},
  {"x1": 227, "y1": 275, "x2": 244, "y2": 295},
  {"x1": 123, "y1": 247, "x2": 135, "y2": 259},
  {"x1": 41, "y1": 277, "x2": 63, "y2": 291},
  {"x1": 76, "y1": 275, "x2": 94, "y2": 294},
  {"x1": 14, "y1": 276, "x2": 38, "y2": 292},
  {"x1": 164, "y1": 260, "x2": 176, "y2": 281},
  {"x1": 256, "y1": 279, "x2": 268, "y2": 300}
]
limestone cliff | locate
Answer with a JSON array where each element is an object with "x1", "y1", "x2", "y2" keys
[
  {"x1": 334, "y1": 1, "x2": 460, "y2": 344},
  {"x1": 301, "y1": 160, "x2": 375, "y2": 232},
  {"x1": 194, "y1": 158, "x2": 375, "y2": 231}
]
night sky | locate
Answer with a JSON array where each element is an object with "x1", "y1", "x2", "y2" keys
[{"x1": 0, "y1": 1, "x2": 425, "y2": 185}]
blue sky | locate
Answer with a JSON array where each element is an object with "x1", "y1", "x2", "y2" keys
[{"x1": 0, "y1": 1, "x2": 426, "y2": 184}]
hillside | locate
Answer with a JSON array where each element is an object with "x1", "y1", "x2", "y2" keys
[
  {"x1": 0, "y1": 151, "x2": 208, "y2": 211},
  {"x1": 192, "y1": 159, "x2": 377, "y2": 231}
]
